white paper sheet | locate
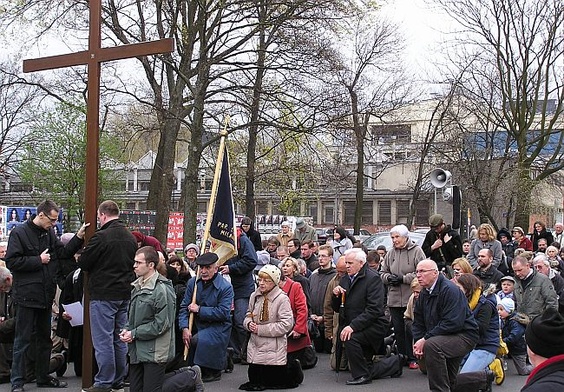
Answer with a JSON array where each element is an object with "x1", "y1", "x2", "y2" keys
[{"x1": 62, "y1": 301, "x2": 84, "y2": 327}]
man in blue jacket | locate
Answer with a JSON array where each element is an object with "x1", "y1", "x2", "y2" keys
[
  {"x1": 179, "y1": 253, "x2": 234, "y2": 382},
  {"x1": 413, "y1": 259, "x2": 479, "y2": 392}
]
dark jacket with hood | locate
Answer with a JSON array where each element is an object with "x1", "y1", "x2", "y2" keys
[
  {"x1": 497, "y1": 228, "x2": 516, "y2": 274},
  {"x1": 501, "y1": 311, "x2": 528, "y2": 356},
  {"x1": 241, "y1": 222, "x2": 262, "y2": 252},
  {"x1": 6, "y1": 216, "x2": 84, "y2": 309}
]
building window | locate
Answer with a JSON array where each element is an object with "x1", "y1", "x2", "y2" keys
[
  {"x1": 256, "y1": 201, "x2": 269, "y2": 215},
  {"x1": 397, "y1": 200, "x2": 411, "y2": 224},
  {"x1": 414, "y1": 200, "x2": 430, "y2": 226},
  {"x1": 307, "y1": 203, "x2": 318, "y2": 225},
  {"x1": 197, "y1": 202, "x2": 207, "y2": 213},
  {"x1": 343, "y1": 201, "x2": 355, "y2": 225},
  {"x1": 378, "y1": 200, "x2": 391, "y2": 226},
  {"x1": 362, "y1": 201, "x2": 373, "y2": 225},
  {"x1": 371, "y1": 124, "x2": 411, "y2": 144},
  {"x1": 323, "y1": 202, "x2": 334, "y2": 224}
]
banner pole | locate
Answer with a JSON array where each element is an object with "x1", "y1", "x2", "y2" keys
[{"x1": 184, "y1": 117, "x2": 230, "y2": 360}]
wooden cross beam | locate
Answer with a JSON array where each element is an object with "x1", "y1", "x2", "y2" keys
[{"x1": 23, "y1": 0, "x2": 173, "y2": 388}]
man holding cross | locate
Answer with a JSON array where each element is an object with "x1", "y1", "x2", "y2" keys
[{"x1": 78, "y1": 200, "x2": 138, "y2": 392}]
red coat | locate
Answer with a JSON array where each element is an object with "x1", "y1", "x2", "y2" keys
[
  {"x1": 518, "y1": 237, "x2": 533, "y2": 252},
  {"x1": 131, "y1": 231, "x2": 167, "y2": 255},
  {"x1": 281, "y1": 278, "x2": 311, "y2": 353}
]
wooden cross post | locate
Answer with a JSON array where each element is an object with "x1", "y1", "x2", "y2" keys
[{"x1": 23, "y1": 0, "x2": 174, "y2": 388}]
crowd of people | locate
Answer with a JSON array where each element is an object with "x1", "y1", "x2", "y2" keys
[{"x1": 1, "y1": 203, "x2": 564, "y2": 392}]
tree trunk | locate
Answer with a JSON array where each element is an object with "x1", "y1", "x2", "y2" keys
[
  {"x1": 513, "y1": 164, "x2": 534, "y2": 230},
  {"x1": 352, "y1": 92, "x2": 365, "y2": 234},
  {"x1": 146, "y1": 115, "x2": 181, "y2": 244},
  {"x1": 182, "y1": 62, "x2": 210, "y2": 245},
  {"x1": 245, "y1": 8, "x2": 267, "y2": 221}
]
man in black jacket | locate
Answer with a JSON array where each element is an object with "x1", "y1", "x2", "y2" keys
[
  {"x1": 422, "y1": 214, "x2": 462, "y2": 275},
  {"x1": 331, "y1": 248, "x2": 389, "y2": 385},
  {"x1": 78, "y1": 200, "x2": 138, "y2": 392},
  {"x1": 6, "y1": 200, "x2": 86, "y2": 392}
]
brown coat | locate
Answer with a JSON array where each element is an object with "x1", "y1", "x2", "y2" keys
[
  {"x1": 323, "y1": 274, "x2": 341, "y2": 340},
  {"x1": 244, "y1": 286, "x2": 293, "y2": 366}
]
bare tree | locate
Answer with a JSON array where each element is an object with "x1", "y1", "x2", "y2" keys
[
  {"x1": 325, "y1": 10, "x2": 410, "y2": 232},
  {"x1": 435, "y1": 0, "x2": 564, "y2": 229},
  {"x1": 0, "y1": 61, "x2": 41, "y2": 180}
]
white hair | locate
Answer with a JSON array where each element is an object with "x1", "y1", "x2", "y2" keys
[
  {"x1": 390, "y1": 224, "x2": 409, "y2": 238},
  {"x1": 344, "y1": 248, "x2": 367, "y2": 263},
  {"x1": 0, "y1": 266, "x2": 12, "y2": 283},
  {"x1": 533, "y1": 254, "x2": 550, "y2": 267}
]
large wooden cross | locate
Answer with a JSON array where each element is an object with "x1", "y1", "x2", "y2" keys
[{"x1": 23, "y1": 0, "x2": 173, "y2": 388}]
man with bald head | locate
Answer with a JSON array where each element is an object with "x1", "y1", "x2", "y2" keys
[{"x1": 412, "y1": 259, "x2": 479, "y2": 392}]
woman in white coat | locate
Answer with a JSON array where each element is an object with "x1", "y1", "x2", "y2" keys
[{"x1": 239, "y1": 265, "x2": 304, "y2": 391}]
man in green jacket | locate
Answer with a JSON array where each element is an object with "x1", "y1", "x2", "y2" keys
[{"x1": 120, "y1": 246, "x2": 176, "y2": 392}]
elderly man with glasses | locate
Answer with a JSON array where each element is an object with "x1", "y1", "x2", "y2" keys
[
  {"x1": 412, "y1": 259, "x2": 479, "y2": 392},
  {"x1": 531, "y1": 255, "x2": 564, "y2": 315}
]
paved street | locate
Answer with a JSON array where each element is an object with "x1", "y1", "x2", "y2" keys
[
  {"x1": 11, "y1": 352, "x2": 528, "y2": 391},
  {"x1": 205, "y1": 353, "x2": 527, "y2": 392}
]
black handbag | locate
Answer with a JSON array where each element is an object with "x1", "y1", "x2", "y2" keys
[{"x1": 307, "y1": 318, "x2": 320, "y2": 340}]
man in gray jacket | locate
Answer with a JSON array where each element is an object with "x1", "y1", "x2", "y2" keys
[
  {"x1": 512, "y1": 255, "x2": 557, "y2": 319},
  {"x1": 120, "y1": 246, "x2": 176, "y2": 392}
]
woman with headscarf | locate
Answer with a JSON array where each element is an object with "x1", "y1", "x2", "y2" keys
[
  {"x1": 239, "y1": 265, "x2": 303, "y2": 390},
  {"x1": 380, "y1": 224, "x2": 426, "y2": 369}
]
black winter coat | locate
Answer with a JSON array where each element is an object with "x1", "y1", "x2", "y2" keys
[
  {"x1": 422, "y1": 225, "x2": 462, "y2": 270},
  {"x1": 6, "y1": 218, "x2": 83, "y2": 309},
  {"x1": 331, "y1": 263, "x2": 387, "y2": 352},
  {"x1": 521, "y1": 354, "x2": 564, "y2": 392},
  {"x1": 531, "y1": 229, "x2": 554, "y2": 252},
  {"x1": 241, "y1": 222, "x2": 262, "y2": 252},
  {"x1": 78, "y1": 219, "x2": 137, "y2": 301}
]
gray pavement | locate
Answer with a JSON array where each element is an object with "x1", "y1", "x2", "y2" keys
[{"x1": 13, "y1": 352, "x2": 528, "y2": 391}]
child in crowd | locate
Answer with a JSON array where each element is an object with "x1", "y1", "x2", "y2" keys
[
  {"x1": 498, "y1": 298, "x2": 532, "y2": 375},
  {"x1": 497, "y1": 276, "x2": 515, "y2": 300}
]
